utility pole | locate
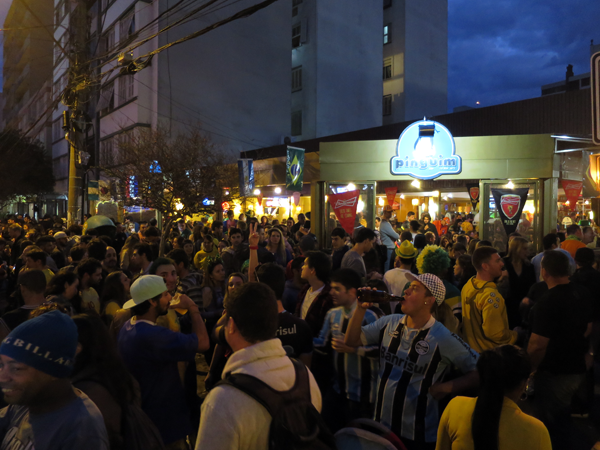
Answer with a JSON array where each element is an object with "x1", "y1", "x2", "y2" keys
[{"x1": 66, "y1": 0, "x2": 90, "y2": 226}]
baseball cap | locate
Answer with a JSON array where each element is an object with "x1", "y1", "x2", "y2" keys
[
  {"x1": 395, "y1": 240, "x2": 418, "y2": 259},
  {"x1": 405, "y1": 273, "x2": 446, "y2": 305},
  {"x1": 123, "y1": 275, "x2": 168, "y2": 309}
]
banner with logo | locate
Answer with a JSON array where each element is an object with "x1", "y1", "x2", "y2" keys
[
  {"x1": 328, "y1": 190, "x2": 360, "y2": 235},
  {"x1": 491, "y1": 188, "x2": 528, "y2": 235},
  {"x1": 560, "y1": 179, "x2": 583, "y2": 209},
  {"x1": 385, "y1": 187, "x2": 398, "y2": 208},
  {"x1": 286, "y1": 146, "x2": 305, "y2": 192},
  {"x1": 466, "y1": 183, "x2": 480, "y2": 210},
  {"x1": 237, "y1": 159, "x2": 254, "y2": 197}
]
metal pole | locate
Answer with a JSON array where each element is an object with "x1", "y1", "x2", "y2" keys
[{"x1": 67, "y1": 141, "x2": 79, "y2": 226}]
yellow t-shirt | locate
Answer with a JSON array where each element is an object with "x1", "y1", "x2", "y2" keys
[
  {"x1": 42, "y1": 268, "x2": 55, "y2": 284},
  {"x1": 461, "y1": 221, "x2": 474, "y2": 233},
  {"x1": 460, "y1": 277, "x2": 517, "y2": 353},
  {"x1": 193, "y1": 247, "x2": 220, "y2": 274},
  {"x1": 81, "y1": 287, "x2": 100, "y2": 314},
  {"x1": 436, "y1": 396, "x2": 551, "y2": 450}
]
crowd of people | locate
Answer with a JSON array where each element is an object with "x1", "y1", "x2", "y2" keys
[{"x1": 0, "y1": 207, "x2": 596, "y2": 450}]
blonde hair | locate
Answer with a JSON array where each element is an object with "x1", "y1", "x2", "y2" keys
[
  {"x1": 267, "y1": 227, "x2": 286, "y2": 262},
  {"x1": 507, "y1": 236, "x2": 530, "y2": 263}
]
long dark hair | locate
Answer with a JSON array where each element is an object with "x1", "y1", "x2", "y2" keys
[
  {"x1": 100, "y1": 271, "x2": 128, "y2": 310},
  {"x1": 46, "y1": 271, "x2": 78, "y2": 296},
  {"x1": 71, "y1": 314, "x2": 137, "y2": 408},
  {"x1": 472, "y1": 345, "x2": 531, "y2": 450}
]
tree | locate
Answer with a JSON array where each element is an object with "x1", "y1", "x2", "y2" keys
[
  {"x1": 99, "y1": 126, "x2": 240, "y2": 255},
  {"x1": 0, "y1": 129, "x2": 55, "y2": 211}
]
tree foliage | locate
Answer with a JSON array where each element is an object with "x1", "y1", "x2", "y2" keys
[
  {"x1": 99, "y1": 126, "x2": 240, "y2": 246},
  {"x1": 0, "y1": 129, "x2": 55, "y2": 210}
]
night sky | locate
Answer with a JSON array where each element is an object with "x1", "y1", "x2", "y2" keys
[{"x1": 1, "y1": 0, "x2": 599, "y2": 112}]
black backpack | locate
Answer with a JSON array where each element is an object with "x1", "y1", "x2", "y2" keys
[{"x1": 216, "y1": 358, "x2": 337, "y2": 450}]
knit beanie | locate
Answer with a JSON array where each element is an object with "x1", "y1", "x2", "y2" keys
[{"x1": 0, "y1": 310, "x2": 78, "y2": 378}]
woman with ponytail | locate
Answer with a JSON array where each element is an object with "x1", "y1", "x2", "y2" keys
[{"x1": 436, "y1": 345, "x2": 551, "y2": 450}]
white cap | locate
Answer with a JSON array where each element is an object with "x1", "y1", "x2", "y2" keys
[
  {"x1": 405, "y1": 273, "x2": 446, "y2": 305},
  {"x1": 123, "y1": 275, "x2": 167, "y2": 309}
]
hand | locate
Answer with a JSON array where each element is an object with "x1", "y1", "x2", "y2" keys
[
  {"x1": 429, "y1": 382, "x2": 451, "y2": 400},
  {"x1": 248, "y1": 223, "x2": 260, "y2": 247},
  {"x1": 300, "y1": 227, "x2": 310, "y2": 236},
  {"x1": 170, "y1": 293, "x2": 197, "y2": 310},
  {"x1": 332, "y1": 337, "x2": 356, "y2": 354}
]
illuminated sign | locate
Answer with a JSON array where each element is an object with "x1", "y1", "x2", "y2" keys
[
  {"x1": 265, "y1": 198, "x2": 290, "y2": 208},
  {"x1": 202, "y1": 198, "x2": 215, "y2": 206},
  {"x1": 221, "y1": 202, "x2": 230, "y2": 211},
  {"x1": 390, "y1": 120, "x2": 461, "y2": 180}
]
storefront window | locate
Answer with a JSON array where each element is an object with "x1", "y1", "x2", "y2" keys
[{"x1": 481, "y1": 181, "x2": 540, "y2": 254}]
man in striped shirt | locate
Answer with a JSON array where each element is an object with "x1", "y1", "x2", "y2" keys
[
  {"x1": 314, "y1": 268, "x2": 379, "y2": 431},
  {"x1": 168, "y1": 249, "x2": 204, "y2": 308}
]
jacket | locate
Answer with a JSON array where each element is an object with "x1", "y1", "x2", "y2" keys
[
  {"x1": 295, "y1": 283, "x2": 334, "y2": 337},
  {"x1": 195, "y1": 339, "x2": 321, "y2": 450},
  {"x1": 461, "y1": 277, "x2": 517, "y2": 353}
]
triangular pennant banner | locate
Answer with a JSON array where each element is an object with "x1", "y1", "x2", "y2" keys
[
  {"x1": 328, "y1": 190, "x2": 360, "y2": 236},
  {"x1": 491, "y1": 188, "x2": 528, "y2": 235},
  {"x1": 561, "y1": 179, "x2": 582, "y2": 209},
  {"x1": 385, "y1": 187, "x2": 397, "y2": 207},
  {"x1": 466, "y1": 183, "x2": 479, "y2": 210}
]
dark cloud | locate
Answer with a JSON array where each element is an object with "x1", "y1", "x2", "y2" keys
[{"x1": 448, "y1": 0, "x2": 600, "y2": 110}]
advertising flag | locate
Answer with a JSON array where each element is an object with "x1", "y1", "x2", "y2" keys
[
  {"x1": 292, "y1": 191, "x2": 301, "y2": 206},
  {"x1": 237, "y1": 159, "x2": 254, "y2": 197},
  {"x1": 286, "y1": 146, "x2": 305, "y2": 192},
  {"x1": 88, "y1": 180, "x2": 99, "y2": 201},
  {"x1": 385, "y1": 187, "x2": 398, "y2": 207},
  {"x1": 560, "y1": 179, "x2": 583, "y2": 209},
  {"x1": 328, "y1": 190, "x2": 360, "y2": 236},
  {"x1": 491, "y1": 188, "x2": 528, "y2": 235},
  {"x1": 466, "y1": 183, "x2": 480, "y2": 210}
]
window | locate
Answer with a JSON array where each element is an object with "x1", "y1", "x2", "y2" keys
[
  {"x1": 292, "y1": 23, "x2": 301, "y2": 48},
  {"x1": 292, "y1": 66, "x2": 302, "y2": 92},
  {"x1": 118, "y1": 74, "x2": 135, "y2": 105},
  {"x1": 100, "y1": 137, "x2": 115, "y2": 166},
  {"x1": 292, "y1": 6, "x2": 298, "y2": 16},
  {"x1": 53, "y1": 156, "x2": 69, "y2": 179},
  {"x1": 98, "y1": 27, "x2": 115, "y2": 58},
  {"x1": 292, "y1": 0, "x2": 303, "y2": 5},
  {"x1": 54, "y1": 32, "x2": 68, "y2": 65},
  {"x1": 383, "y1": 95, "x2": 392, "y2": 116},
  {"x1": 55, "y1": 0, "x2": 68, "y2": 26},
  {"x1": 52, "y1": 118, "x2": 64, "y2": 142},
  {"x1": 53, "y1": 73, "x2": 68, "y2": 98},
  {"x1": 383, "y1": 0, "x2": 392, "y2": 7},
  {"x1": 97, "y1": 81, "x2": 115, "y2": 114},
  {"x1": 120, "y1": 10, "x2": 135, "y2": 43},
  {"x1": 384, "y1": 24, "x2": 391, "y2": 45},
  {"x1": 291, "y1": 111, "x2": 302, "y2": 136},
  {"x1": 383, "y1": 58, "x2": 392, "y2": 80}
]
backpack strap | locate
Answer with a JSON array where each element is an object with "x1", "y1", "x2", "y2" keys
[{"x1": 216, "y1": 357, "x2": 310, "y2": 417}]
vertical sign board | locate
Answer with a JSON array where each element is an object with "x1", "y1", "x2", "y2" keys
[{"x1": 592, "y1": 51, "x2": 600, "y2": 145}]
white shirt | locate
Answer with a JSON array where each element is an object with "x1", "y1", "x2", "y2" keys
[
  {"x1": 383, "y1": 268, "x2": 413, "y2": 312},
  {"x1": 301, "y1": 285, "x2": 324, "y2": 320}
]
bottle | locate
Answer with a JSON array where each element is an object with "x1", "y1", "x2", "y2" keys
[{"x1": 357, "y1": 289, "x2": 403, "y2": 303}]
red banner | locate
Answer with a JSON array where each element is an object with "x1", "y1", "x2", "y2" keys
[
  {"x1": 385, "y1": 187, "x2": 398, "y2": 208},
  {"x1": 257, "y1": 194, "x2": 263, "y2": 206},
  {"x1": 329, "y1": 190, "x2": 360, "y2": 235},
  {"x1": 561, "y1": 179, "x2": 583, "y2": 209}
]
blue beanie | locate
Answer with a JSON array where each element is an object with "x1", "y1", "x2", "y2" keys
[{"x1": 0, "y1": 310, "x2": 78, "y2": 378}]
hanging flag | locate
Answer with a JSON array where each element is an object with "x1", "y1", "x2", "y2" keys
[
  {"x1": 561, "y1": 179, "x2": 583, "y2": 209},
  {"x1": 582, "y1": 153, "x2": 600, "y2": 198},
  {"x1": 257, "y1": 194, "x2": 263, "y2": 206},
  {"x1": 491, "y1": 188, "x2": 528, "y2": 235},
  {"x1": 328, "y1": 190, "x2": 360, "y2": 235},
  {"x1": 88, "y1": 180, "x2": 99, "y2": 201},
  {"x1": 238, "y1": 159, "x2": 254, "y2": 197},
  {"x1": 466, "y1": 183, "x2": 480, "y2": 210},
  {"x1": 286, "y1": 146, "x2": 305, "y2": 192},
  {"x1": 385, "y1": 187, "x2": 398, "y2": 207}
]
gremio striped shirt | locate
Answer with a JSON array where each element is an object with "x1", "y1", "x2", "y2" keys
[
  {"x1": 361, "y1": 314, "x2": 478, "y2": 443},
  {"x1": 314, "y1": 304, "x2": 379, "y2": 403}
]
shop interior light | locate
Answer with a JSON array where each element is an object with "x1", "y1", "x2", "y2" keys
[
  {"x1": 234, "y1": 204, "x2": 242, "y2": 216},
  {"x1": 585, "y1": 200, "x2": 590, "y2": 205},
  {"x1": 506, "y1": 180, "x2": 515, "y2": 189},
  {"x1": 448, "y1": 193, "x2": 453, "y2": 198},
  {"x1": 591, "y1": 211, "x2": 595, "y2": 220},
  {"x1": 253, "y1": 189, "x2": 261, "y2": 196},
  {"x1": 378, "y1": 197, "x2": 384, "y2": 206},
  {"x1": 429, "y1": 198, "x2": 439, "y2": 214},
  {"x1": 248, "y1": 204, "x2": 254, "y2": 210},
  {"x1": 296, "y1": 206, "x2": 302, "y2": 212},
  {"x1": 175, "y1": 201, "x2": 184, "y2": 211},
  {"x1": 411, "y1": 179, "x2": 421, "y2": 189},
  {"x1": 325, "y1": 195, "x2": 328, "y2": 202},
  {"x1": 347, "y1": 183, "x2": 356, "y2": 191},
  {"x1": 357, "y1": 199, "x2": 365, "y2": 213},
  {"x1": 411, "y1": 198, "x2": 419, "y2": 205},
  {"x1": 274, "y1": 187, "x2": 282, "y2": 194},
  {"x1": 565, "y1": 200, "x2": 570, "y2": 205},
  {"x1": 432, "y1": 191, "x2": 440, "y2": 197},
  {"x1": 225, "y1": 190, "x2": 229, "y2": 195},
  {"x1": 442, "y1": 196, "x2": 448, "y2": 201},
  {"x1": 400, "y1": 194, "x2": 405, "y2": 199},
  {"x1": 421, "y1": 203, "x2": 427, "y2": 211}
]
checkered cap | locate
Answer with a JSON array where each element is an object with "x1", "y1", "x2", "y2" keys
[{"x1": 405, "y1": 273, "x2": 446, "y2": 305}]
